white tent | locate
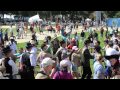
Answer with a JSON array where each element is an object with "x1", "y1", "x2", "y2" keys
[{"x1": 28, "y1": 15, "x2": 40, "y2": 23}]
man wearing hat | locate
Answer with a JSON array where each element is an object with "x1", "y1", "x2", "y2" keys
[
  {"x1": 2, "y1": 46, "x2": 18, "y2": 79},
  {"x1": 30, "y1": 40, "x2": 37, "y2": 67},
  {"x1": 19, "y1": 42, "x2": 34, "y2": 79},
  {"x1": 105, "y1": 41, "x2": 119, "y2": 68},
  {"x1": 35, "y1": 57, "x2": 55, "y2": 79},
  {"x1": 105, "y1": 48, "x2": 120, "y2": 79},
  {"x1": 81, "y1": 40, "x2": 93, "y2": 79}
]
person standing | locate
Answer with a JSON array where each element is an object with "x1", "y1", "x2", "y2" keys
[
  {"x1": 30, "y1": 40, "x2": 38, "y2": 69},
  {"x1": 71, "y1": 46, "x2": 81, "y2": 79},
  {"x1": 19, "y1": 43, "x2": 35, "y2": 79},
  {"x1": 35, "y1": 57, "x2": 55, "y2": 79},
  {"x1": 100, "y1": 27, "x2": 104, "y2": 37},
  {"x1": 80, "y1": 30, "x2": 85, "y2": 43},
  {"x1": 105, "y1": 49, "x2": 120, "y2": 79},
  {"x1": 53, "y1": 51, "x2": 73, "y2": 79},
  {"x1": 1, "y1": 46, "x2": 19, "y2": 79},
  {"x1": 0, "y1": 29, "x2": 3, "y2": 45},
  {"x1": 9, "y1": 37, "x2": 17, "y2": 54},
  {"x1": 104, "y1": 41, "x2": 119, "y2": 78},
  {"x1": 81, "y1": 40, "x2": 93, "y2": 79},
  {"x1": 51, "y1": 35, "x2": 60, "y2": 55},
  {"x1": 37, "y1": 43, "x2": 53, "y2": 68},
  {"x1": 93, "y1": 54, "x2": 105, "y2": 79},
  {"x1": 56, "y1": 40, "x2": 67, "y2": 62}
]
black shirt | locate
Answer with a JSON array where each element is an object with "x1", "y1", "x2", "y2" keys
[{"x1": 81, "y1": 32, "x2": 85, "y2": 37}]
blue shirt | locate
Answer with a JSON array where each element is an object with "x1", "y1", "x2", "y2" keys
[{"x1": 93, "y1": 61, "x2": 105, "y2": 79}]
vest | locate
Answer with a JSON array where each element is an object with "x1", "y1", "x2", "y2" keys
[{"x1": 21, "y1": 52, "x2": 33, "y2": 72}]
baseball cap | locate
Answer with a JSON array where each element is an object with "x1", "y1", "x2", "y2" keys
[
  {"x1": 41, "y1": 57, "x2": 55, "y2": 68},
  {"x1": 72, "y1": 46, "x2": 79, "y2": 51}
]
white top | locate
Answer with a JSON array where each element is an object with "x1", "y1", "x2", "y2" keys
[
  {"x1": 106, "y1": 47, "x2": 119, "y2": 56},
  {"x1": 104, "y1": 59, "x2": 111, "y2": 67},
  {"x1": 10, "y1": 42, "x2": 17, "y2": 54},
  {"x1": 8, "y1": 59, "x2": 18, "y2": 75},
  {"x1": 0, "y1": 58, "x2": 18, "y2": 75},
  {"x1": 93, "y1": 61, "x2": 105, "y2": 79},
  {"x1": 30, "y1": 47, "x2": 37, "y2": 67}
]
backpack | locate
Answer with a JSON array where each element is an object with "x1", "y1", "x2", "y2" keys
[{"x1": 20, "y1": 52, "x2": 33, "y2": 73}]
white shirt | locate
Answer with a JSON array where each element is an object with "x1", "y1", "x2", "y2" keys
[
  {"x1": 30, "y1": 47, "x2": 37, "y2": 67},
  {"x1": 106, "y1": 47, "x2": 119, "y2": 56},
  {"x1": 104, "y1": 59, "x2": 111, "y2": 67},
  {"x1": 93, "y1": 61, "x2": 105, "y2": 79},
  {"x1": 10, "y1": 42, "x2": 17, "y2": 54},
  {"x1": 8, "y1": 59, "x2": 18, "y2": 75}
]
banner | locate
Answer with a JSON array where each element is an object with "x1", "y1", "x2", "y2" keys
[{"x1": 106, "y1": 18, "x2": 120, "y2": 27}]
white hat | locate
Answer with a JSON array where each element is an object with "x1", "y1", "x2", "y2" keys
[
  {"x1": 41, "y1": 57, "x2": 55, "y2": 68},
  {"x1": 60, "y1": 60, "x2": 71, "y2": 68},
  {"x1": 106, "y1": 48, "x2": 119, "y2": 56},
  {"x1": 72, "y1": 46, "x2": 79, "y2": 51}
]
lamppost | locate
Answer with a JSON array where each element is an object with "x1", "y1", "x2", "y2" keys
[{"x1": 96, "y1": 11, "x2": 101, "y2": 27}]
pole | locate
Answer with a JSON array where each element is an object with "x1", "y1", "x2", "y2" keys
[{"x1": 96, "y1": 11, "x2": 101, "y2": 27}]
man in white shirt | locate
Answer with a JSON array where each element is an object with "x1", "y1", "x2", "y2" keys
[
  {"x1": 30, "y1": 40, "x2": 37, "y2": 67},
  {"x1": 105, "y1": 41, "x2": 119, "y2": 66}
]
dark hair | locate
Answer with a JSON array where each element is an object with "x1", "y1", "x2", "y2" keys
[
  {"x1": 84, "y1": 39, "x2": 90, "y2": 45},
  {"x1": 114, "y1": 39, "x2": 118, "y2": 44},
  {"x1": 41, "y1": 43, "x2": 46, "y2": 50},
  {"x1": 60, "y1": 40, "x2": 65, "y2": 46},
  {"x1": 94, "y1": 46, "x2": 101, "y2": 53},
  {"x1": 97, "y1": 40, "x2": 100, "y2": 45},
  {"x1": 108, "y1": 41, "x2": 113, "y2": 47}
]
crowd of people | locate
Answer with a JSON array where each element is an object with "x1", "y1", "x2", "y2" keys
[{"x1": 0, "y1": 17, "x2": 119, "y2": 79}]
